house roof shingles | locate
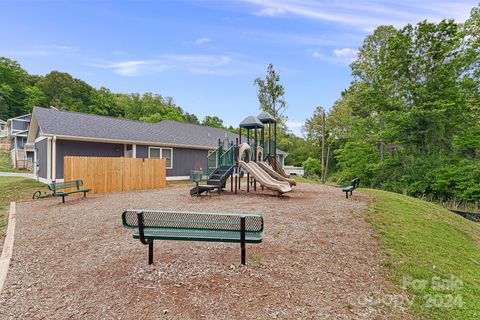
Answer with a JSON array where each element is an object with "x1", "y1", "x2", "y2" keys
[{"x1": 34, "y1": 107, "x2": 238, "y2": 149}]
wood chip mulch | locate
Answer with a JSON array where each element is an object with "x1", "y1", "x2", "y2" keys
[{"x1": 0, "y1": 183, "x2": 410, "y2": 319}]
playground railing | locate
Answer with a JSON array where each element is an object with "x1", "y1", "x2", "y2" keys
[
  {"x1": 207, "y1": 148, "x2": 219, "y2": 177},
  {"x1": 220, "y1": 145, "x2": 235, "y2": 167}
]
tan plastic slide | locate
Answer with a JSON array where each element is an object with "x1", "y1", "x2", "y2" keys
[
  {"x1": 238, "y1": 143, "x2": 292, "y2": 194},
  {"x1": 270, "y1": 156, "x2": 290, "y2": 178},
  {"x1": 258, "y1": 161, "x2": 296, "y2": 186}
]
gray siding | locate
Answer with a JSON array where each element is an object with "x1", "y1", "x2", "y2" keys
[
  {"x1": 55, "y1": 139, "x2": 124, "y2": 178},
  {"x1": 35, "y1": 138, "x2": 48, "y2": 179},
  {"x1": 136, "y1": 145, "x2": 208, "y2": 176},
  {"x1": 169, "y1": 148, "x2": 208, "y2": 176}
]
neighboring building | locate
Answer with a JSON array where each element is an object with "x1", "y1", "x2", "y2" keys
[
  {"x1": 0, "y1": 119, "x2": 7, "y2": 137},
  {"x1": 27, "y1": 107, "x2": 287, "y2": 183},
  {"x1": 284, "y1": 166, "x2": 304, "y2": 176},
  {"x1": 5, "y1": 114, "x2": 34, "y2": 169},
  {"x1": 276, "y1": 149, "x2": 287, "y2": 167}
]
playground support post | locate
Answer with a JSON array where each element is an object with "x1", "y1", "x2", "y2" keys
[
  {"x1": 254, "y1": 126, "x2": 257, "y2": 191},
  {"x1": 260, "y1": 127, "x2": 264, "y2": 159},
  {"x1": 246, "y1": 128, "x2": 250, "y2": 192},
  {"x1": 235, "y1": 138, "x2": 238, "y2": 194},
  {"x1": 274, "y1": 122, "x2": 277, "y2": 156}
]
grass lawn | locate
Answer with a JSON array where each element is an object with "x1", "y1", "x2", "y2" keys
[
  {"x1": 0, "y1": 149, "x2": 22, "y2": 172},
  {"x1": 0, "y1": 177, "x2": 47, "y2": 236},
  {"x1": 365, "y1": 189, "x2": 480, "y2": 319}
]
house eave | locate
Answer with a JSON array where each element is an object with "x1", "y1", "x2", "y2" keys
[{"x1": 39, "y1": 133, "x2": 216, "y2": 150}]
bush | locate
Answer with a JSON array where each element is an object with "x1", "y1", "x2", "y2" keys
[{"x1": 302, "y1": 157, "x2": 322, "y2": 178}]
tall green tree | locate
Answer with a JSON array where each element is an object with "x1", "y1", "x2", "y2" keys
[
  {"x1": 253, "y1": 63, "x2": 288, "y2": 130},
  {"x1": 303, "y1": 106, "x2": 328, "y2": 182}
]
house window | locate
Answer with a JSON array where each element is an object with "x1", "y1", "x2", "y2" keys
[{"x1": 148, "y1": 147, "x2": 173, "y2": 169}]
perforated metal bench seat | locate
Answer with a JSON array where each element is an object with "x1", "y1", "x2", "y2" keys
[
  {"x1": 133, "y1": 228, "x2": 263, "y2": 243},
  {"x1": 54, "y1": 189, "x2": 90, "y2": 196},
  {"x1": 122, "y1": 209, "x2": 264, "y2": 265}
]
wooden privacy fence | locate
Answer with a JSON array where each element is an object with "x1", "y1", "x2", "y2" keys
[{"x1": 64, "y1": 156, "x2": 166, "y2": 194}]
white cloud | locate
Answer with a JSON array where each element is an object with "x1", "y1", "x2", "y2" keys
[
  {"x1": 32, "y1": 44, "x2": 77, "y2": 51},
  {"x1": 241, "y1": 0, "x2": 477, "y2": 31},
  {"x1": 194, "y1": 37, "x2": 212, "y2": 45},
  {"x1": 88, "y1": 60, "x2": 168, "y2": 76},
  {"x1": 333, "y1": 47, "x2": 358, "y2": 58},
  {"x1": 246, "y1": 30, "x2": 362, "y2": 46},
  {"x1": 254, "y1": 6, "x2": 287, "y2": 17},
  {"x1": 88, "y1": 54, "x2": 255, "y2": 77},
  {"x1": 312, "y1": 48, "x2": 357, "y2": 65},
  {"x1": 312, "y1": 50, "x2": 326, "y2": 59}
]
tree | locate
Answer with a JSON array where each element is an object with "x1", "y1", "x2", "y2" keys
[
  {"x1": 35, "y1": 71, "x2": 94, "y2": 112},
  {"x1": 303, "y1": 106, "x2": 328, "y2": 183},
  {"x1": 323, "y1": 5, "x2": 480, "y2": 207},
  {"x1": 0, "y1": 57, "x2": 29, "y2": 118},
  {"x1": 202, "y1": 116, "x2": 224, "y2": 128},
  {"x1": 302, "y1": 158, "x2": 322, "y2": 179},
  {"x1": 253, "y1": 63, "x2": 288, "y2": 130},
  {"x1": 184, "y1": 112, "x2": 199, "y2": 124}
]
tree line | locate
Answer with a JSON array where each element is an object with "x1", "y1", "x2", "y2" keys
[
  {"x1": 302, "y1": 5, "x2": 479, "y2": 208},
  {"x1": 0, "y1": 58, "x2": 240, "y2": 131}
]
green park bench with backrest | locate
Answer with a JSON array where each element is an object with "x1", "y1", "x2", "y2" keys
[
  {"x1": 122, "y1": 209, "x2": 264, "y2": 265},
  {"x1": 342, "y1": 178, "x2": 360, "y2": 199},
  {"x1": 48, "y1": 180, "x2": 91, "y2": 203}
]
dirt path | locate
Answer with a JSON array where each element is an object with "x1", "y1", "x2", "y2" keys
[{"x1": 0, "y1": 183, "x2": 401, "y2": 319}]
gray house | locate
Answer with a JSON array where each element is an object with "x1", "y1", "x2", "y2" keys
[
  {"x1": 27, "y1": 107, "x2": 287, "y2": 183},
  {"x1": 5, "y1": 114, "x2": 34, "y2": 169}
]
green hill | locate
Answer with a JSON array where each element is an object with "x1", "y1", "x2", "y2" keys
[{"x1": 365, "y1": 189, "x2": 480, "y2": 319}]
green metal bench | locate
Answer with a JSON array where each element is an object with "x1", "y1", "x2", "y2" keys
[
  {"x1": 342, "y1": 178, "x2": 360, "y2": 199},
  {"x1": 122, "y1": 209, "x2": 264, "y2": 265},
  {"x1": 48, "y1": 180, "x2": 91, "y2": 203}
]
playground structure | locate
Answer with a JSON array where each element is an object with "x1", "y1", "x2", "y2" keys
[{"x1": 190, "y1": 112, "x2": 295, "y2": 196}]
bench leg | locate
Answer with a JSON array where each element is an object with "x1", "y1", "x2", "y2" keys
[
  {"x1": 345, "y1": 191, "x2": 348, "y2": 199},
  {"x1": 148, "y1": 241, "x2": 154, "y2": 265},
  {"x1": 62, "y1": 195, "x2": 65, "y2": 203},
  {"x1": 350, "y1": 191, "x2": 353, "y2": 197},
  {"x1": 84, "y1": 191, "x2": 87, "y2": 198},
  {"x1": 240, "y1": 216, "x2": 246, "y2": 265}
]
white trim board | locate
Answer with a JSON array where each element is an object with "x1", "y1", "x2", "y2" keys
[
  {"x1": 148, "y1": 146, "x2": 173, "y2": 169},
  {"x1": 37, "y1": 176, "x2": 51, "y2": 184},
  {"x1": 166, "y1": 176, "x2": 190, "y2": 181}
]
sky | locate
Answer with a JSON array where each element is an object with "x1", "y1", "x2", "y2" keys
[{"x1": 0, "y1": 0, "x2": 477, "y2": 135}]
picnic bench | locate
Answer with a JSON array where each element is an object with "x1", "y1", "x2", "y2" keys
[
  {"x1": 48, "y1": 180, "x2": 91, "y2": 203},
  {"x1": 122, "y1": 209, "x2": 264, "y2": 265},
  {"x1": 342, "y1": 178, "x2": 360, "y2": 199}
]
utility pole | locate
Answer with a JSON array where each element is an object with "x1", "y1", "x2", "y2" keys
[{"x1": 324, "y1": 145, "x2": 330, "y2": 184}]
